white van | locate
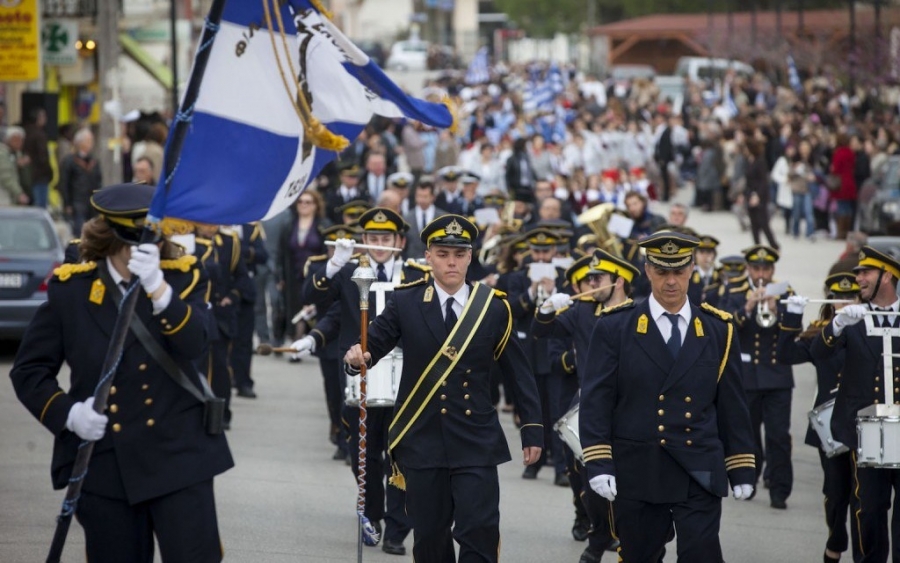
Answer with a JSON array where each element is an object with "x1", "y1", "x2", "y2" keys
[{"x1": 674, "y1": 57, "x2": 755, "y2": 84}]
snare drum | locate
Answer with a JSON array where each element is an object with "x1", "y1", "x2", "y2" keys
[
  {"x1": 554, "y1": 403, "x2": 583, "y2": 463},
  {"x1": 857, "y1": 415, "x2": 900, "y2": 468},
  {"x1": 808, "y1": 399, "x2": 849, "y2": 458},
  {"x1": 345, "y1": 348, "x2": 403, "y2": 407}
]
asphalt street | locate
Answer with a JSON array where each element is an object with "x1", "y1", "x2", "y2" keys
[{"x1": 0, "y1": 192, "x2": 853, "y2": 562}]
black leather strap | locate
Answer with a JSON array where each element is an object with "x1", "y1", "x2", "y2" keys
[{"x1": 98, "y1": 262, "x2": 214, "y2": 404}]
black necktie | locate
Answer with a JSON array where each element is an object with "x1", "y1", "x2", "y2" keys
[
  {"x1": 445, "y1": 298, "x2": 458, "y2": 334},
  {"x1": 664, "y1": 313, "x2": 682, "y2": 358},
  {"x1": 377, "y1": 264, "x2": 388, "y2": 282}
]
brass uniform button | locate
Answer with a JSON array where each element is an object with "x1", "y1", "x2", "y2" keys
[
  {"x1": 658, "y1": 425, "x2": 665, "y2": 432},
  {"x1": 466, "y1": 369, "x2": 472, "y2": 374},
  {"x1": 144, "y1": 398, "x2": 153, "y2": 406},
  {"x1": 463, "y1": 382, "x2": 469, "y2": 388},
  {"x1": 109, "y1": 404, "x2": 118, "y2": 413},
  {"x1": 685, "y1": 427, "x2": 692, "y2": 433},
  {"x1": 660, "y1": 439, "x2": 667, "y2": 445},
  {"x1": 658, "y1": 409, "x2": 664, "y2": 416},
  {"x1": 112, "y1": 423, "x2": 121, "y2": 432},
  {"x1": 465, "y1": 410, "x2": 471, "y2": 416},
  {"x1": 440, "y1": 394, "x2": 447, "y2": 401},
  {"x1": 686, "y1": 440, "x2": 693, "y2": 446},
  {"x1": 441, "y1": 408, "x2": 447, "y2": 414},
  {"x1": 441, "y1": 381, "x2": 447, "y2": 387},
  {"x1": 771, "y1": 360, "x2": 777, "y2": 364},
  {"x1": 876, "y1": 377, "x2": 881, "y2": 382},
  {"x1": 141, "y1": 384, "x2": 149, "y2": 391},
  {"x1": 875, "y1": 387, "x2": 880, "y2": 393},
  {"x1": 110, "y1": 386, "x2": 117, "y2": 395},
  {"x1": 464, "y1": 394, "x2": 470, "y2": 400},
  {"x1": 146, "y1": 419, "x2": 155, "y2": 427},
  {"x1": 138, "y1": 364, "x2": 148, "y2": 371},
  {"x1": 685, "y1": 397, "x2": 691, "y2": 403},
  {"x1": 754, "y1": 360, "x2": 759, "y2": 365},
  {"x1": 685, "y1": 412, "x2": 692, "y2": 419},
  {"x1": 658, "y1": 395, "x2": 665, "y2": 401}
]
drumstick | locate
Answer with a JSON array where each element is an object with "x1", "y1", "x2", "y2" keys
[
  {"x1": 569, "y1": 283, "x2": 616, "y2": 301},
  {"x1": 325, "y1": 240, "x2": 403, "y2": 252},
  {"x1": 256, "y1": 344, "x2": 297, "y2": 356}
]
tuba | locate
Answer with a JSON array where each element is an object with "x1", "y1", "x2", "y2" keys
[
  {"x1": 755, "y1": 279, "x2": 777, "y2": 328},
  {"x1": 478, "y1": 201, "x2": 521, "y2": 266},
  {"x1": 576, "y1": 203, "x2": 623, "y2": 258}
]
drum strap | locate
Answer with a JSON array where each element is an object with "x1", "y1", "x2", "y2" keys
[{"x1": 387, "y1": 282, "x2": 494, "y2": 472}]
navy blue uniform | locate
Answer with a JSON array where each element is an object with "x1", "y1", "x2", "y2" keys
[
  {"x1": 232, "y1": 223, "x2": 268, "y2": 393},
  {"x1": 687, "y1": 268, "x2": 721, "y2": 307},
  {"x1": 10, "y1": 258, "x2": 233, "y2": 562},
  {"x1": 580, "y1": 301, "x2": 755, "y2": 562},
  {"x1": 812, "y1": 311, "x2": 900, "y2": 563},
  {"x1": 777, "y1": 313, "x2": 858, "y2": 558},
  {"x1": 364, "y1": 279, "x2": 543, "y2": 563}
]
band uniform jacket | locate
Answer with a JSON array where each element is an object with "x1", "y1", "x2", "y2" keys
[
  {"x1": 688, "y1": 268, "x2": 721, "y2": 307},
  {"x1": 303, "y1": 257, "x2": 431, "y2": 355},
  {"x1": 364, "y1": 280, "x2": 544, "y2": 469},
  {"x1": 533, "y1": 296, "x2": 609, "y2": 385},
  {"x1": 196, "y1": 231, "x2": 252, "y2": 340},
  {"x1": 579, "y1": 300, "x2": 756, "y2": 503},
  {"x1": 505, "y1": 266, "x2": 567, "y2": 375},
  {"x1": 237, "y1": 222, "x2": 269, "y2": 302},
  {"x1": 727, "y1": 287, "x2": 794, "y2": 391},
  {"x1": 811, "y1": 313, "x2": 900, "y2": 450},
  {"x1": 777, "y1": 313, "x2": 845, "y2": 448},
  {"x1": 10, "y1": 258, "x2": 234, "y2": 504}
]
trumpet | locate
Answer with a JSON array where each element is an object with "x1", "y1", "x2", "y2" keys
[{"x1": 755, "y1": 279, "x2": 777, "y2": 328}]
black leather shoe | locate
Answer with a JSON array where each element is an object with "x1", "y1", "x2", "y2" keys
[
  {"x1": 823, "y1": 551, "x2": 840, "y2": 562},
  {"x1": 522, "y1": 465, "x2": 539, "y2": 480},
  {"x1": 746, "y1": 486, "x2": 757, "y2": 500},
  {"x1": 770, "y1": 497, "x2": 787, "y2": 510},
  {"x1": 236, "y1": 386, "x2": 257, "y2": 399},
  {"x1": 382, "y1": 540, "x2": 406, "y2": 556},
  {"x1": 579, "y1": 546, "x2": 604, "y2": 563},
  {"x1": 332, "y1": 447, "x2": 346, "y2": 460},
  {"x1": 606, "y1": 539, "x2": 620, "y2": 552},
  {"x1": 555, "y1": 473, "x2": 570, "y2": 487},
  {"x1": 571, "y1": 516, "x2": 590, "y2": 541}
]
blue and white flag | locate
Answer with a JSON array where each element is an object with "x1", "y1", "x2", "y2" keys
[
  {"x1": 723, "y1": 80, "x2": 739, "y2": 118},
  {"x1": 786, "y1": 54, "x2": 803, "y2": 94},
  {"x1": 150, "y1": 0, "x2": 453, "y2": 224},
  {"x1": 464, "y1": 46, "x2": 490, "y2": 85}
]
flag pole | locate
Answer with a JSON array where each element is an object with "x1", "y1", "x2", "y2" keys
[{"x1": 45, "y1": 2, "x2": 229, "y2": 561}]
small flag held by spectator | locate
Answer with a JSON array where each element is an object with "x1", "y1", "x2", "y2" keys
[{"x1": 465, "y1": 46, "x2": 491, "y2": 85}]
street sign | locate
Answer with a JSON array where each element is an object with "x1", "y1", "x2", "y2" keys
[
  {"x1": 42, "y1": 20, "x2": 78, "y2": 66},
  {"x1": 0, "y1": 0, "x2": 41, "y2": 82}
]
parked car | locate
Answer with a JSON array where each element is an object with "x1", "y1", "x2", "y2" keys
[
  {"x1": 858, "y1": 155, "x2": 900, "y2": 236},
  {"x1": 386, "y1": 40, "x2": 429, "y2": 71},
  {"x1": 0, "y1": 207, "x2": 64, "y2": 340},
  {"x1": 674, "y1": 56, "x2": 755, "y2": 84}
]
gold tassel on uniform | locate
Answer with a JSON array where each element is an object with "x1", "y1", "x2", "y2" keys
[{"x1": 389, "y1": 463, "x2": 406, "y2": 491}]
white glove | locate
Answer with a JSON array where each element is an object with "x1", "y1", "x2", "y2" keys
[
  {"x1": 785, "y1": 295, "x2": 808, "y2": 315},
  {"x1": 540, "y1": 292, "x2": 572, "y2": 314},
  {"x1": 732, "y1": 483, "x2": 754, "y2": 500},
  {"x1": 330, "y1": 239, "x2": 355, "y2": 269},
  {"x1": 589, "y1": 474, "x2": 617, "y2": 502},
  {"x1": 290, "y1": 335, "x2": 316, "y2": 357},
  {"x1": 65, "y1": 397, "x2": 108, "y2": 441},
  {"x1": 833, "y1": 304, "x2": 867, "y2": 335},
  {"x1": 128, "y1": 243, "x2": 164, "y2": 294}
]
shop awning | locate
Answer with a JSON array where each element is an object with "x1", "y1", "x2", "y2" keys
[{"x1": 119, "y1": 33, "x2": 173, "y2": 89}]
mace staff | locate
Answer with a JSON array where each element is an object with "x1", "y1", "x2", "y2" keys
[{"x1": 351, "y1": 256, "x2": 378, "y2": 561}]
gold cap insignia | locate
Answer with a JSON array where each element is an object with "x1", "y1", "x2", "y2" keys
[
  {"x1": 660, "y1": 241, "x2": 679, "y2": 255},
  {"x1": 536, "y1": 233, "x2": 548, "y2": 243},
  {"x1": 757, "y1": 248, "x2": 768, "y2": 259},
  {"x1": 336, "y1": 229, "x2": 348, "y2": 238},
  {"x1": 589, "y1": 256, "x2": 600, "y2": 269},
  {"x1": 839, "y1": 278, "x2": 852, "y2": 291},
  {"x1": 373, "y1": 211, "x2": 388, "y2": 223},
  {"x1": 859, "y1": 250, "x2": 866, "y2": 261},
  {"x1": 445, "y1": 219, "x2": 464, "y2": 236}
]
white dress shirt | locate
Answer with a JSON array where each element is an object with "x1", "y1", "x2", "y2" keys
[
  {"x1": 434, "y1": 282, "x2": 469, "y2": 321},
  {"x1": 416, "y1": 205, "x2": 435, "y2": 232},
  {"x1": 648, "y1": 294, "x2": 691, "y2": 345}
]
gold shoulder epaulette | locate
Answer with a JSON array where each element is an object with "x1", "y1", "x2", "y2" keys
[
  {"x1": 600, "y1": 298, "x2": 634, "y2": 315},
  {"x1": 405, "y1": 259, "x2": 432, "y2": 272},
  {"x1": 160, "y1": 255, "x2": 198, "y2": 272},
  {"x1": 67, "y1": 238, "x2": 81, "y2": 245},
  {"x1": 395, "y1": 278, "x2": 427, "y2": 290},
  {"x1": 729, "y1": 282, "x2": 750, "y2": 294},
  {"x1": 701, "y1": 302, "x2": 733, "y2": 321},
  {"x1": 492, "y1": 288, "x2": 508, "y2": 299},
  {"x1": 811, "y1": 319, "x2": 829, "y2": 328},
  {"x1": 53, "y1": 261, "x2": 97, "y2": 281}
]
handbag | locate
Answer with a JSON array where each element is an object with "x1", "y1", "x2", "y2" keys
[{"x1": 824, "y1": 174, "x2": 842, "y2": 191}]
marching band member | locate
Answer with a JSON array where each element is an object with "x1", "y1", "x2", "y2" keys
[
  {"x1": 302, "y1": 207, "x2": 429, "y2": 555},
  {"x1": 779, "y1": 273, "x2": 861, "y2": 563},
  {"x1": 534, "y1": 249, "x2": 639, "y2": 563},
  {"x1": 344, "y1": 215, "x2": 543, "y2": 563},
  {"x1": 580, "y1": 232, "x2": 756, "y2": 562},
  {"x1": 811, "y1": 247, "x2": 900, "y2": 563},
  {"x1": 687, "y1": 235, "x2": 721, "y2": 307},
  {"x1": 10, "y1": 183, "x2": 233, "y2": 561},
  {"x1": 727, "y1": 245, "x2": 794, "y2": 509}
]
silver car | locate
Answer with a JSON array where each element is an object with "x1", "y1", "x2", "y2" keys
[{"x1": 0, "y1": 207, "x2": 65, "y2": 340}]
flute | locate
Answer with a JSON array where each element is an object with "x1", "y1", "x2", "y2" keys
[{"x1": 325, "y1": 240, "x2": 403, "y2": 252}]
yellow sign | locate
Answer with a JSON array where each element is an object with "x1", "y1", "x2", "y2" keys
[{"x1": 0, "y1": 0, "x2": 41, "y2": 81}]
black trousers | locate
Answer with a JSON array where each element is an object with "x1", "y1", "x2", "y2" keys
[
  {"x1": 818, "y1": 449, "x2": 857, "y2": 556},
  {"x1": 205, "y1": 339, "x2": 233, "y2": 424},
  {"x1": 531, "y1": 371, "x2": 555, "y2": 473},
  {"x1": 852, "y1": 457, "x2": 900, "y2": 563},
  {"x1": 319, "y1": 356, "x2": 345, "y2": 447},
  {"x1": 75, "y1": 480, "x2": 222, "y2": 562},
  {"x1": 747, "y1": 205, "x2": 779, "y2": 249},
  {"x1": 746, "y1": 388, "x2": 793, "y2": 501},
  {"x1": 573, "y1": 461, "x2": 615, "y2": 551},
  {"x1": 343, "y1": 404, "x2": 411, "y2": 543},
  {"x1": 403, "y1": 465, "x2": 500, "y2": 563},
  {"x1": 615, "y1": 478, "x2": 723, "y2": 563},
  {"x1": 231, "y1": 300, "x2": 256, "y2": 390}
]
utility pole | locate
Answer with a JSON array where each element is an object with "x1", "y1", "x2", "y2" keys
[{"x1": 97, "y1": 0, "x2": 122, "y2": 185}]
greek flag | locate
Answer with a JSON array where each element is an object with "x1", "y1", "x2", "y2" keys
[
  {"x1": 786, "y1": 54, "x2": 803, "y2": 94},
  {"x1": 523, "y1": 80, "x2": 555, "y2": 114},
  {"x1": 724, "y1": 80, "x2": 739, "y2": 118},
  {"x1": 464, "y1": 46, "x2": 490, "y2": 85},
  {"x1": 150, "y1": 0, "x2": 453, "y2": 224}
]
